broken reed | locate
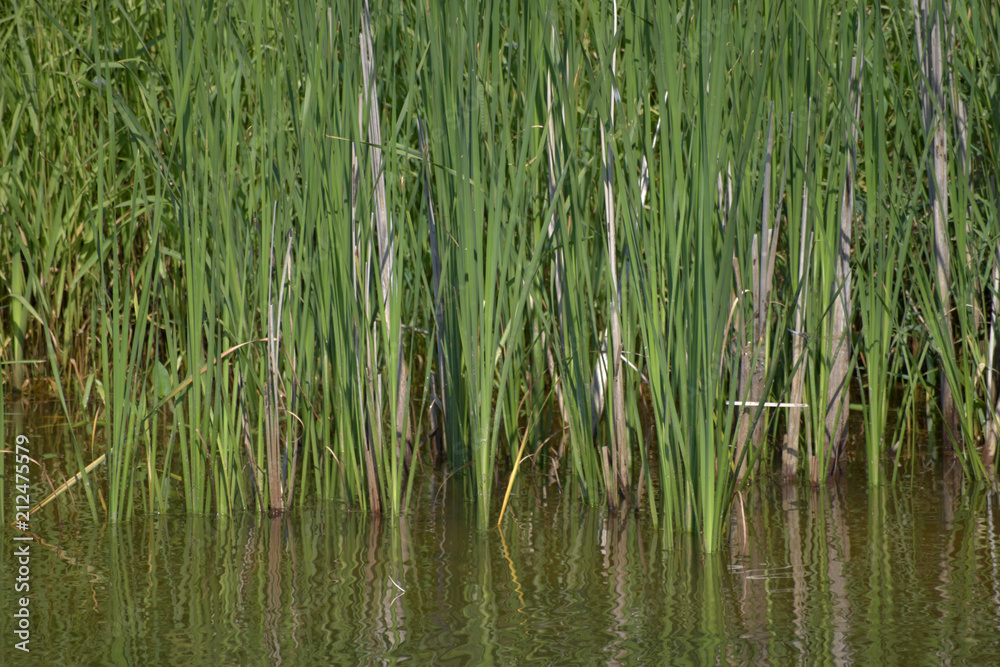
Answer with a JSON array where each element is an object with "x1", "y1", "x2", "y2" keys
[{"x1": 2, "y1": 0, "x2": 999, "y2": 550}]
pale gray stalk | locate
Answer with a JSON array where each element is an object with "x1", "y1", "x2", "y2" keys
[
  {"x1": 914, "y1": 0, "x2": 955, "y2": 447},
  {"x1": 784, "y1": 106, "x2": 813, "y2": 481},
  {"x1": 824, "y1": 53, "x2": 861, "y2": 480}
]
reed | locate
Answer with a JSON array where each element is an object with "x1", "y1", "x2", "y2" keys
[
  {"x1": 540, "y1": 4, "x2": 607, "y2": 508},
  {"x1": 5, "y1": 0, "x2": 1000, "y2": 547},
  {"x1": 621, "y1": 0, "x2": 781, "y2": 549},
  {"x1": 853, "y1": 2, "x2": 918, "y2": 486},
  {"x1": 418, "y1": 0, "x2": 556, "y2": 527},
  {"x1": 908, "y1": 0, "x2": 998, "y2": 480},
  {"x1": 782, "y1": 0, "x2": 868, "y2": 486}
]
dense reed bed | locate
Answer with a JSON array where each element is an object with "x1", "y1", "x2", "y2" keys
[{"x1": 2, "y1": 0, "x2": 999, "y2": 550}]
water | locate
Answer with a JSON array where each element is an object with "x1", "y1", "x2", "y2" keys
[{"x1": 2, "y1": 415, "x2": 1000, "y2": 664}]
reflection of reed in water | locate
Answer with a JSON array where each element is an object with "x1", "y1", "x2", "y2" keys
[
  {"x1": 782, "y1": 483, "x2": 809, "y2": 659},
  {"x1": 603, "y1": 512, "x2": 631, "y2": 665},
  {"x1": 13, "y1": 469, "x2": 1000, "y2": 664},
  {"x1": 825, "y1": 481, "x2": 853, "y2": 666},
  {"x1": 732, "y1": 485, "x2": 772, "y2": 661}
]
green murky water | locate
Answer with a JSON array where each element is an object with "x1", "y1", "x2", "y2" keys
[{"x1": 2, "y1": 413, "x2": 1000, "y2": 665}]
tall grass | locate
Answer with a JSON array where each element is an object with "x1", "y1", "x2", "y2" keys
[
  {"x1": 539, "y1": 5, "x2": 607, "y2": 509},
  {"x1": 3, "y1": 0, "x2": 1000, "y2": 546},
  {"x1": 854, "y1": 2, "x2": 918, "y2": 487}
]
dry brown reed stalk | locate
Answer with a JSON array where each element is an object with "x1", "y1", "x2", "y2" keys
[
  {"x1": 264, "y1": 206, "x2": 293, "y2": 514},
  {"x1": 497, "y1": 417, "x2": 534, "y2": 527},
  {"x1": 350, "y1": 132, "x2": 381, "y2": 512},
  {"x1": 783, "y1": 104, "x2": 814, "y2": 481},
  {"x1": 784, "y1": 231, "x2": 814, "y2": 480},
  {"x1": 913, "y1": 0, "x2": 956, "y2": 449},
  {"x1": 823, "y1": 52, "x2": 862, "y2": 481},
  {"x1": 360, "y1": 0, "x2": 408, "y2": 513},
  {"x1": 603, "y1": 4, "x2": 629, "y2": 510},
  {"x1": 600, "y1": 118, "x2": 629, "y2": 511},
  {"x1": 985, "y1": 245, "x2": 1000, "y2": 467},
  {"x1": 736, "y1": 111, "x2": 786, "y2": 480},
  {"x1": 360, "y1": 0, "x2": 388, "y2": 512},
  {"x1": 24, "y1": 453, "x2": 106, "y2": 519}
]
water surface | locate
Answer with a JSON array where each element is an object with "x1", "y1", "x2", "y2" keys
[{"x1": 2, "y1": 414, "x2": 1000, "y2": 664}]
